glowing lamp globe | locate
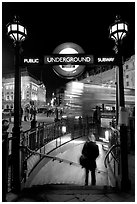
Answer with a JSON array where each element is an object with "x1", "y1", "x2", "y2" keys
[
  {"x1": 7, "y1": 16, "x2": 27, "y2": 43},
  {"x1": 109, "y1": 15, "x2": 128, "y2": 43}
]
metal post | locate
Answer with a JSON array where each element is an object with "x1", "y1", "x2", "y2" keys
[
  {"x1": 117, "y1": 43, "x2": 131, "y2": 191},
  {"x1": 12, "y1": 41, "x2": 21, "y2": 192},
  {"x1": 2, "y1": 132, "x2": 9, "y2": 201},
  {"x1": 115, "y1": 66, "x2": 119, "y2": 126}
]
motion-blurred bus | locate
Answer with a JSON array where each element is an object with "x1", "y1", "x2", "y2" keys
[{"x1": 63, "y1": 81, "x2": 135, "y2": 118}]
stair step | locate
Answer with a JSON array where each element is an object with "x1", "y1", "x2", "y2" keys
[{"x1": 22, "y1": 184, "x2": 116, "y2": 195}]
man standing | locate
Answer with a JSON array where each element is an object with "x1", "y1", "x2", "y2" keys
[
  {"x1": 24, "y1": 106, "x2": 30, "y2": 121},
  {"x1": 2, "y1": 119, "x2": 9, "y2": 135},
  {"x1": 82, "y1": 134, "x2": 99, "y2": 186},
  {"x1": 30, "y1": 106, "x2": 33, "y2": 120},
  {"x1": 54, "y1": 107, "x2": 59, "y2": 122}
]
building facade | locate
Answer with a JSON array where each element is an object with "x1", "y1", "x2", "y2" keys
[
  {"x1": 123, "y1": 55, "x2": 135, "y2": 89},
  {"x1": 2, "y1": 69, "x2": 46, "y2": 110},
  {"x1": 80, "y1": 55, "x2": 135, "y2": 89}
]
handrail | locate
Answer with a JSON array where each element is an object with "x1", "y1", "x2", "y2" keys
[
  {"x1": 20, "y1": 145, "x2": 107, "y2": 174},
  {"x1": 4, "y1": 115, "x2": 105, "y2": 194},
  {"x1": 21, "y1": 145, "x2": 80, "y2": 167},
  {"x1": 104, "y1": 144, "x2": 120, "y2": 168},
  {"x1": 111, "y1": 151, "x2": 119, "y2": 163}
]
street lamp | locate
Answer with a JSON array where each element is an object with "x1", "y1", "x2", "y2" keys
[
  {"x1": 109, "y1": 15, "x2": 130, "y2": 191},
  {"x1": 7, "y1": 16, "x2": 27, "y2": 192}
]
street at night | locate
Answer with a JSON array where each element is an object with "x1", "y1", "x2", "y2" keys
[
  {"x1": 2, "y1": 1, "x2": 135, "y2": 202},
  {"x1": 7, "y1": 113, "x2": 55, "y2": 133},
  {"x1": 2, "y1": 2, "x2": 135, "y2": 98}
]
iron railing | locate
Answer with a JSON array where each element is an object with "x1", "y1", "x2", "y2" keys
[
  {"x1": 3, "y1": 116, "x2": 95, "y2": 199},
  {"x1": 3, "y1": 116, "x2": 134, "y2": 199},
  {"x1": 104, "y1": 144, "x2": 120, "y2": 168},
  {"x1": 104, "y1": 127, "x2": 121, "y2": 188},
  {"x1": 104, "y1": 117, "x2": 135, "y2": 188}
]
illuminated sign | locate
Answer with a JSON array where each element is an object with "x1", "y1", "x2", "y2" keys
[
  {"x1": 51, "y1": 42, "x2": 87, "y2": 79},
  {"x1": 93, "y1": 56, "x2": 115, "y2": 65},
  {"x1": 97, "y1": 57, "x2": 115, "y2": 62},
  {"x1": 24, "y1": 58, "x2": 40, "y2": 63},
  {"x1": 22, "y1": 42, "x2": 116, "y2": 81},
  {"x1": 23, "y1": 56, "x2": 115, "y2": 65},
  {"x1": 44, "y1": 54, "x2": 93, "y2": 65}
]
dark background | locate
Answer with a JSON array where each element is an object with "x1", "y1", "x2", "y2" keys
[{"x1": 2, "y1": 2, "x2": 135, "y2": 99}]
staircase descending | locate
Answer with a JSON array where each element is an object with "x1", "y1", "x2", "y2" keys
[
  {"x1": 15, "y1": 184, "x2": 118, "y2": 202},
  {"x1": 27, "y1": 141, "x2": 109, "y2": 187},
  {"x1": 7, "y1": 138, "x2": 135, "y2": 202}
]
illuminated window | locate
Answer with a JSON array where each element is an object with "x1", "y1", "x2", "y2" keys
[
  {"x1": 6, "y1": 95, "x2": 9, "y2": 100},
  {"x1": 126, "y1": 81, "x2": 129, "y2": 86},
  {"x1": 26, "y1": 84, "x2": 30, "y2": 88},
  {"x1": 32, "y1": 85, "x2": 37, "y2": 91}
]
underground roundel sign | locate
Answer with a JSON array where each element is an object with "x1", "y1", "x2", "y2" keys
[{"x1": 52, "y1": 42, "x2": 86, "y2": 79}]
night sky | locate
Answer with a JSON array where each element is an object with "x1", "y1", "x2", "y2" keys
[{"x1": 2, "y1": 1, "x2": 135, "y2": 99}]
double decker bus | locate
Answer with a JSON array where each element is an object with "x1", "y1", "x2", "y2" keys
[{"x1": 63, "y1": 81, "x2": 135, "y2": 119}]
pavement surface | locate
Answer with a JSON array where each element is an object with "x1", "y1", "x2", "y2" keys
[
  {"x1": 7, "y1": 134, "x2": 135, "y2": 202},
  {"x1": 8, "y1": 184, "x2": 135, "y2": 202}
]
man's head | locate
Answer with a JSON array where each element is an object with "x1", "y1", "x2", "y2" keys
[
  {"x1": 88, "y1": 133, "x2": 96, "y2": 142},
  {"x1": 2, "y1": 119, "x2": 9, "y2": 132}
]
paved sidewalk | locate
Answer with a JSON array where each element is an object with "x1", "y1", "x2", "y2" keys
[{"x1": 8, "y1": 183, "x2": 135, "y2": 202}]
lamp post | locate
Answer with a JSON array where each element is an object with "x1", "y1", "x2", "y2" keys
[
  {"x1": 109, "y1": 15, "x2": 131, "y2": 191},
  {"x1": 7, "y1": 16, "x2": 27, "y2": 192}
]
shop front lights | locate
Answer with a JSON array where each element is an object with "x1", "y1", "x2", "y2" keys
[
  {"x1": 75, "y1": 116, "x2": 80, "y2": 119},
  {"x1": 62, "y1": 126, "x2": 67, "y2": 134},
  {"x1": 105, "y1": 130, "x2": 110, "y2": 141}
]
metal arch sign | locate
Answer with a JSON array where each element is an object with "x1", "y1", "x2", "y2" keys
[
  {"x1": 22, "y1": 42, "x2": 116, "y2": 79},
  {"x1": 23, "y1": 55, "x2": 115, "y2": 65},
  {"x1": 49, "y1": 42, "x2": 92, "y2": 79}
]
